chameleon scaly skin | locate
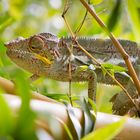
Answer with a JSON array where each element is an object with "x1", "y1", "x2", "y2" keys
[{"x1": 4, "y1": 33, "x2": 140, "y2": 114}]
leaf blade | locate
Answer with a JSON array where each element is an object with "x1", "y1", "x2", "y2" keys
[{"x1": 82, "y1": 117, "x2": 127, "y2": 140}]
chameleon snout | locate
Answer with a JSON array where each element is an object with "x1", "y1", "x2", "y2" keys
[
  {"x1": 4, "y1": 37, "x2": 25, "y2": 49},
  {"x1": 4, "y1": 41, "x2": 17, "y2": 49},
  {"x1": 4, "y1": 42, "x2": 12, "y2": 48}
]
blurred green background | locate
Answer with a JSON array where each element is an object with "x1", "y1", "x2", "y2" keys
[
  {"x1": 1, "y1": 0, "x2": 140, "y2": 139},
  {"x1": 0, "y1": 0, "x2": 140, "y2": 114}
]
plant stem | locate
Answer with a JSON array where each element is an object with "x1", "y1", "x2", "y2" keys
[{"x1": 80, "y1": 0, "x2": 140, "y2": 95}]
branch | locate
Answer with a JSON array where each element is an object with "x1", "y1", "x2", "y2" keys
[
  {"x1": 0, "y1": 76, "x2": 140, "y2": 139},
  {"x1": 0, "y1": 76, "x2": 58, "y2": 103},
  {"x1": 3, "y1": 93, "x2": 140, "y2": 140},
  {"x1": 80, "y1": 0, "x2": 140, "y2": 95}
]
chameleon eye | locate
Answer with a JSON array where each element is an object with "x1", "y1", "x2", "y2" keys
[{"x1": 29, "y1": 36, "x2": 44, "y2": 52}]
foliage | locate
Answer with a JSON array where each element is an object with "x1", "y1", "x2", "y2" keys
[
  {"x1": 0, "y1": 0, "x2": 139, "y2": 139},
  {"x1": 0, "y1": 70, "x2": 37, "y2": 140},
  {"x1": 82, "y1": 117, "x2": 127, "y2": 140}
]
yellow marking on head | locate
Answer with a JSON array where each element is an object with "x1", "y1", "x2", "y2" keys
[{"x1": 34, "y1": 53, "x2": 52, "y2": 65}]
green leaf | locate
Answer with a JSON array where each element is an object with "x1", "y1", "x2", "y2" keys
[
  {"x1": 101, "y1": 65, "x2": 107, "y2": 76},
  {"x1": 13, "y1": 70, "x2": 37, "y2": 140},
  {"x1": 117, "y1": 72, "x2": 131, "y2": 78},
  {"x1": 101, "y1": 63, "x2": 126, "y2": 73},
  {"x1": 88, "y1": 98, "x2": 97, "y2": 113},
  {"x1": 127, "y1": 0, "x2": 140, "y2": 42},
  {"x1": 59, "y1": 119, "x2": 73, "y2": 140},
  {"x1": 81, "y1": 99, "x2": 96, "y2": 135},
  {"x1": 9, "y1": 0, "x2": 26, "y2": 19},
  {"x1": 0, "y1": 41, "x2": 6, "y2": 53},
  {"x1": 109, "y1": 69, "x2": 115, "y2": 77},
  {"x1": 82, "y1": 117, "x2": 127, "y2": 140},
  {"x1": 77, "y1": 65, "x2": 88, "y2": 72},
  {"x1": 67, "y1": 105, "x2": 82, "y2": 139},
  {"x1": 0, "y1": 90, "x2": 14, "y2": 135},
  {"x1": 107, "y1": 0, "x2": 122, "y2": 31},
  {"x1": 90, "y1": 0, "x2": 103, "y2": 5},
  {"x1": 46, "y1": 93, "x2": 69, "y2": 101},
  {"x1": 0, "y1": 58, "x2": 3, "y2": 67},
  {"x1": 0, "y1": 17, "x2": 14, "y2": 32},
  {"x1": 0, "y1": 12, "x2": 11, "y2": 25}
]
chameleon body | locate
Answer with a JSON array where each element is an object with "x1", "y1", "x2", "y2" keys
[{"x1": 5, "y1": 33, "x2": 140, "y2": 115}]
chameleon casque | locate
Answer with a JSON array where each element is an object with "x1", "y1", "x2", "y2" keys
[{"x1": 4, "y1": 33, "x2": 140, "y2": 115}]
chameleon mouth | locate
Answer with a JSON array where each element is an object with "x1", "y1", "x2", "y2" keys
[{"x1": 6, "y1": 49, "x2": 52, "y2": 66}]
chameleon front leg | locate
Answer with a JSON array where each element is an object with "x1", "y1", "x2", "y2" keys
[
  {"x1": 87, "y1": 69, "x2": 97, "y2": 102},
  {"x1": 75, "y1": 66, "x2": 97, "y2": 102}
]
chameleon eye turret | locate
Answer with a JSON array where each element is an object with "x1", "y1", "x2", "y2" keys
[{"x1": 29, "y1": 36, "x2": 45, "y2": 52}]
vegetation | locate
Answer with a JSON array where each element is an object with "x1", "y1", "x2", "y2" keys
[{"x1": 0, "y1": 0, "x2": 140, "y2": 139}]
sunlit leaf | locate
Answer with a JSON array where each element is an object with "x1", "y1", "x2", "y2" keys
[
  {"x1": 13, "y1": 70, "x2": 37, "y2": 140},
  {"x1": 82, "y1": 117, "x2": 127, "y2": 140},
  {"x1": 46, "y1": 93, "x2": 69, "y2": 101},
  {"x1": 0, "y1": 57, "x2": 3, "y2": 67},
  {"x1": 67, "y1": 105, "x2": 82, "y2": 139},
  {"x1": 107, "y1": 0, "x2": 122, "y2": 31},
  {"x1": 90, "y1": 0, "x2": 103, "y2": 5},
  {"x1": 81, "y1": 99, "x2": 96, "y2": 135},
  {"x1": 77, "y1": 65, "x2": 88, "y2": 72},
  {"x1": 0, "y1": 41, "x2": 6, "y2": 53},
  {"x1": 59, "y1": 119, "x2": 73, "y2": 140},
  {"x1": 8, "y1": 0, "x2": 26, "y2": 19},
  {"x1": 0, "y1": 20, "x2": 14, "y2": 33},
  {"x1": 127, "y1": 0, "x2": 140, "y2": 42},
  {"x1": 0, "y1": 90, "x2": 14, "y2": 135},
  {"x1": 88, "y1": 98, "x2": 97, "y2": 113},
  {"x1": 117, "y1": 71, "x2": 130, "y2": 78},
  {"x1": 101, "y1": 65, "x2": 107, "y2": 76},
  {"x1": 101, "y1": 63, "x2": 126, "y2": 72},
  {"x1": 0, "y1": 12, "x2": 11, "y2": 25}
]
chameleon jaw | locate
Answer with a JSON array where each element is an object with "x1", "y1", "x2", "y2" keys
[
  {"x1": 6, "y1": 48, "x2": 53, "y2": 76},
  {"x1": 6, "y1": 48, "x2": 52, "y2": 65}
]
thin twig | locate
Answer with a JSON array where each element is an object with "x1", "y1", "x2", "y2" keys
[
  {"x1": 62, "y1": 0, "x2": 73, "y2": 105},
  {"x1": 80, "y1": 0, "x2": 140, "y2": 96},
  {"x1": 75, "y1": 10, "x2": 88, "y2": 34},
  {"x1": 62, "y1": 0, "x2": 139, "y2": 111},
  {"x1": 75, "y1": 41, "x2": 137, "y2": 109},
  {"x1": 75, "y1": 0, "x2": 90, "y2": 34}
]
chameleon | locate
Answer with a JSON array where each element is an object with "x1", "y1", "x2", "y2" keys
[{"x1": 4, "y1": 32, "x2": 140, "y2": 115}]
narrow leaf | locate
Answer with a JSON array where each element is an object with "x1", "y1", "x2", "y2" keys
[
  {"x1": 82, "y1": 117, "x2": 127, "y2": 140},
  {"x1": 107, "y1": 0, "x2": 122, "y2": 31},
  {"x1": 0, "y1": 90, "x2": 13, "y2": 135},
  {"x1": 101, "y1": 63, "x2": 126, "y2": 72},
  {"x1": 90, "y1": 0, "x2": 103, "y2": 5},
  {"x1": 127, "y1": 0, "x2": 140, "y2": 42}
]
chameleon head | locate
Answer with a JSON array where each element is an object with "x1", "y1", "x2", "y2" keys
[{"x1": 4, "y1": 33, "x2": 60, "y2": 75}]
